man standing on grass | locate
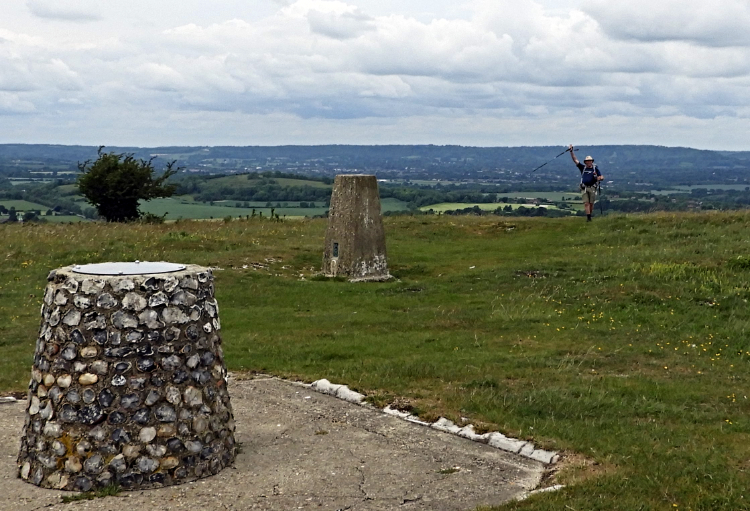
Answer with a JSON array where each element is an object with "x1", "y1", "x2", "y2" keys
[{"x1": 569, "y1": 144, "x2": 603, "y2": 222}]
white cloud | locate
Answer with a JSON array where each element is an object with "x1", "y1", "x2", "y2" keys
[
  {"x1": 0, "y1": 0, "x2": 748, "y2": 149},
  {"x1": 132, "y1": 63, "x2": 187, "y2": 92},
  {"x1": 307, "y1": 8, "x2": 375, "y2": 39},
  {"x1": 582, "y1": 0, "x2": 750, "y2": 47},
  {"x1": 0, "y1": 91, "x2": 36, "y2": 113},
  {"x1": 26, "y1": 0, "x2": 103, "y2": 22}
]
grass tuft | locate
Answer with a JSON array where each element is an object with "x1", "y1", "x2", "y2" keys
[
  {"x1": 438, "y1": 467, "x2": 461, "y2": 475},
  {"x1": 60, "y1": 484, "x2": 121, "y2": 503}
]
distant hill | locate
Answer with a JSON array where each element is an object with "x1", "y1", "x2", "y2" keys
[
  {"x1": 1, "y1": 142, "x2": 745, "y2": 166},
  {"x1": 1, "y1": 143, "x2": 749, "y2": 188}
]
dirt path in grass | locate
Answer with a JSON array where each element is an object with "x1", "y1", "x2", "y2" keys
[{"x1": 0, "y1": 375, "x2": 546, "y2": 511}]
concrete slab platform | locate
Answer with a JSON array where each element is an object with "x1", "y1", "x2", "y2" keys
[{"x1": 0, "y1": 376, "x2": 546, "y2": 511}]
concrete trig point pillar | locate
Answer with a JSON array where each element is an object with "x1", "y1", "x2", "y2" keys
[{"x1": 322, "y1": 174, "x2": 391, "y2": 282}]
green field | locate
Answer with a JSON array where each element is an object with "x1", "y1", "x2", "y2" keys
[
  {"x1": 649, "y1": 184, "x2": 750, "y2": 195},
  {"x1": 140, "y1": 196, "x2": 408, "y2": 219},
  {"x1": 421, "y1": 202, "x2": 568, "y2": 213},
  {"x1": 192, "y1": 199, "x2": 327, "y2": 208},
  {"x1": 258, "y1": 177, "x2": 330, "y2": 188},
  {"x1": 380, "y1": 179, "x2": 473, "y2": 187},
  {"x1": 379, "y1": 197, "x2": 409, "y2": 212},
  {"x1": 139, "y1": 198, "x2": 327, "y2": 219},
  {"x1": 0, "y1": 190, "x2": 408, "y2": 222},
  {"x1": 497, "y1": 191, "x2": 583, "y2": 201},
  {"x1": 380, "y1": 185, "x2": 584, "y2": 201},
  {"x1": 199, "y1": 174, "x2": 332, "y2": 191},
  {"x1": 41, "y1": 215, "x2": 89, "y2": 223},
  {"x1": 55, "y1": 184, "x2": 81, "y2": 195},
  {"x1": 9, "y1": 180, "x2": 58, "y2": 186},
  {"x1": 28, "y1": 171, "x2": 78, "y2": 175},
  {"x1": 2, "y1": 212, "x2": 750, "y2": 508},
  {"x1": 0, "y1": 214, "x2": 87, "y2": 223},
  {"x1": 0, "y1": 199, "x2": 50, "y2": 211}
]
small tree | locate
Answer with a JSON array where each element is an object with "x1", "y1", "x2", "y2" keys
[{"x1": 77, "y1": 147, "x2": 178, "y2": 222}]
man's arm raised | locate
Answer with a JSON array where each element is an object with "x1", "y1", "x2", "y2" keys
[{"x1": 569, "y1": 144, "x2": 580, "y2": 165}]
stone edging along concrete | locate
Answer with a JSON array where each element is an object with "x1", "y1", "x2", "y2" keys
[
  {"x1": 3, "y1": 378, "x2": 559, "y2": 466},
  {"x1": 308, "y1": 379, "x2": 559, "y2": 465}
]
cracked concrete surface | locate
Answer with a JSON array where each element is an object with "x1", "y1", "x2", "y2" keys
[{"x1": 1, "y1": 376, "x2": 546, "y2": 511}]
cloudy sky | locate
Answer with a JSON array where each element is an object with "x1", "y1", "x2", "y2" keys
[{"x1": 1, "y1": 0, "x2": 749, "y2": 149}]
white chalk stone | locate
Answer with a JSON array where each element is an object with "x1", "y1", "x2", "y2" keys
[
  {"x1": 487, "y1": 432, "x2": 527, "y2": 453},
  {"x1": 383, "y1": 406, "x2": 412, "y2": 419},
  {"x1": 457, "y1": 425, "x2": 489, "y2": 442},
  {"x1": 519, "y1": 443, "x2": 535, "y2": 457},
  {"x1": 528, "y1": 449, "x2": 558, "y2": 464},
  {"x1": 311, "y1": 379, "x2": 343, "y2": 397},
  {"x1": 404, "y1": 416, "x2": 431, "y2": 426},
  {"x1": 335, "y1": 386, "x2": 365, "y2": 404},
  {"x1": 432, "y1": 417, "x2": 462, "y2": 434},
  {"x1": 517, "y1": 484, "x2": 566, "y2": 501}
]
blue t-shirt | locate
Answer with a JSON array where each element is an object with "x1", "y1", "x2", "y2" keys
[{"x1": 576, "y1": 162, "x2": 601, "y2": 186}]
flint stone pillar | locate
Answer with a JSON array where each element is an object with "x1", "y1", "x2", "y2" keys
[
  {"x1": 322, "y1": 174, "x2": 391, "y2": 282},
  {"x1": 17, "y1": 262, "x2": 236, "y2": 492}
]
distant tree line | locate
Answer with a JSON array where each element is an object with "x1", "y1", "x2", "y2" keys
[
  {"x1": 604, "y1": 188, "x2": 750, "y2": 213},
  {"x1": 380, "y1": 186, "x2": 500, "y2": 208},
  {"x1": 174, "y1": 172, "x2": 333, "y2": 203},
  {"x1": 0, "y1": 181, "x2": 97, "y2": 219},
  {"x1": 180, "y1": 182, "x2": 332, "y2": 203},
  {"x1": 394, "y1": 205, "x2": 572, "y2": 218}
]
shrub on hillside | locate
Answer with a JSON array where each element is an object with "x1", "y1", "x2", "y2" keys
[{"x1": 77, "y1": 147, "x2": 178, "y2": 222}]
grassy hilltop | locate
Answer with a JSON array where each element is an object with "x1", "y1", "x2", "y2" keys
[{"x1": 2, "y1": 212, "x2": 750, "y2": 509}]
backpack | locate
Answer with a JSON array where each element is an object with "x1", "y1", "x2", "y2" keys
[{"x1": 581, "y1": 167, "x2": 598, "y2": 187}]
